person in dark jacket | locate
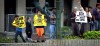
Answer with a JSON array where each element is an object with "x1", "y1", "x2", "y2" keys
[
  {"x1": 93, "y1": 3, "x2": 100, "y2": 31},
  {"x1": 26, "y1": 17, "x2": 32, "y2": 39},
  {"x1": 70, "y1": 7, "x2": 80, "y2": 36}
]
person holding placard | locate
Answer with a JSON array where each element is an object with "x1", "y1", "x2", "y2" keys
[
  {"x1": 70, "y1": 7, "x2": 80, "y2": 36},
  {"x1": 75, "y1": 0, "x2": 92, "y2": 36},
  {"x1": 12, "y1": 15, "x2": 26, "y2": 43}
]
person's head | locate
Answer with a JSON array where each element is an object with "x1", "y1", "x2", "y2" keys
[
  {"x1": 88, "y1": 6, "x2": 92, "y2": 11},
  {"x1": 85, "y1": 7, "x2": 89, "y2": 12},
  {"x1": 45, "y1": 2, "x2": 49, "y2": 7},
  {"x1": 37, "y1": 10, "x2": 42, "y2": 16},
  {"x1": 96, "y1": 3, "x2": 100, "y2": 9},
  {"x1": 14, "y1": 15, "x2": 19, "y2": 18},
  {"x1": 73, "y1": 7, "x2": 78, "y2": 12},
  {"x1": 51, "y1": 8, "x2": 56, "y2": 13},
  {"x1": 80, "y1": 7, "x2": 83, "y2": 11},
  {"x1": 27, "y1": 17, "x2": 31, "y2": 22}
]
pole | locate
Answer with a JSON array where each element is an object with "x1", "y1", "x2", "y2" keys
[{"x1": 56, "y1": 0, "x2": 63, "y2": 39}]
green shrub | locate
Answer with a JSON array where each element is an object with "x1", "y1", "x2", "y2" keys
[
  {"x1": 0, "y1": 37, "x2": 14, "y2": 43},
  {"x1": 61, "y1": 26, "x2": 72, "y2": 38},
  {"x1": 83, "y1": 31, "x2": 100, "y2": 39},
  {"x1": 64, "y1": 36, "x2": 81, "y2": 39}
]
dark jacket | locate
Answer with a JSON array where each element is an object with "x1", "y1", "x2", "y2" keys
[
  {"x1": 93, "y1": 8, "x2": 100, "y2": 20},
  {"x1": 26, "y1": 22, "x2": 32, "y2": 32},
  {"x1": 70, "y1": 12, "x2": 76, "y2": 23}
]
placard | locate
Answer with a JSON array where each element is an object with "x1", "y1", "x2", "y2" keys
[
  {"x1": 12, "y1": 16, "x2": 26, "y2": 28},
  {"x1": 75, "y1": 11, "x2": 87, "y2": 23}
]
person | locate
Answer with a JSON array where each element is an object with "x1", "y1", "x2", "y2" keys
[
  {"x1": 77, "y1": 0, "x2": 92, "y2": 36},
  {"x1": 12, "y1": 15, "x2": 26, "y2": 43},
  {"x1": 88, "y1": 6, "x2": 95, "y2": 31},
  {"x1": 34, "y1": 10, "x2": 47, "y2": 42},
  {"x1": 26, "y1": 17, "x2": 32, "y2": 41},
  {"x1": 70, "y1": 7, "x2": 80, "y2": 36},
  {"x1": 43, "y1": 2, "x2": 51, "y2": 15},
  {"x1": 79, "y1": 7, "x2": 92, "y2": 36},
  {"x1": 93, "y1": 3, "x2": 100, "y2": 31},
  {"x1": 43, "y1": 2, "x2": 51, "y2": 35},
  {"x1": 85, "y1": 7, "x2": 92, "y2": 31},
  {"x1": 49, "y1": 8, "x2": 56, "y2": 39}
]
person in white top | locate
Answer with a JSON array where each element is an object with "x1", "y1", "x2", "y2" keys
[
  {"x1": 80, "y1": 7, "x2": 92, "y2": 36},
  {"x1": 76, "y1": 0, "x2": 92, "y2": 36}
]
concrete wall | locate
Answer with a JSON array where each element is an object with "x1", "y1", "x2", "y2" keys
[
  {"x1": 16, "y1": 0, "x2": 26, "y2": 38},
  {"x1": 72, "y1": 0, "x2": 97, "y2": 10},
  {"x1": 60, "y1": 1, "x2": 64, "y2": 27},
  {"x1": 72, "y1": 0, "x2": 81, "y2": 11},
  {"x1": 0, "y1": 0, "x2": 4, "y2": 32},
  {"x1": 39, "y1": 0, "x2": 45, "y2": 8},
  {"x1": 89, "y1": 0, "x2": 97, "y2": 8},
  {"x1": 16, "y1": 0, "x2": 26, "y2": 15}
]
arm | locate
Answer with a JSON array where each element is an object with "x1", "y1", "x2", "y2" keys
[
  {"x1": 77, "y1": 0, "x2": 84, "y2": 11},
  {"x1": 92, "y1": 9, "x2": 96, "y2": 20},
  {"x1": 44, "y1": 15, "x2": 47, "y2": 21},
  {"x1": 88, "y1": 12, "x2": 92, "y2": 18},
  {"x1": 70, "y1": 12, "x2": 77, "y2": 19}
]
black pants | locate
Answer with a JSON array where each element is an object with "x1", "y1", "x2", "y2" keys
[
  {"x1": 80, "y1": 23, "x2": 85, "y2": 36},
  {"x1": 26, "y1": 31, "x2": 32, "y2": 38},
  {"x1": 80, "y1": 23, "x2": 90, "y2": 36},
  {"x1": 72, "y1": 23, "x2": 80, "y2": 36},
  {"x1": 15, "y1": 31, "x2": 26, "y2": 43}
]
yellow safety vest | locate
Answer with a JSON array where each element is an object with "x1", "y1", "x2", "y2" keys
[
  {"x1": 12, "y1": 16, "x2": 26, "y2": 28},
  {"x1": 33, "y1": 14, "x2": 47, "y2": 26}
]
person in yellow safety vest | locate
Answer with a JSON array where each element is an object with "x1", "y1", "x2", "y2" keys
[
  {"x1": 12, "y1": 15, "x2": 26, "y2": 43},
  {"x1": 33, "y1": 10, "x2": 47, "y2": 41}
]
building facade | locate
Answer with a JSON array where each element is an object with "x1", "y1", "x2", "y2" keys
[{"x1": 0, "y1": 0, "x2": 99, "y2": 32}]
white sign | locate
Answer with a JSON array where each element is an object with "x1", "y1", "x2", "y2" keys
[{"x1": 75, "y1": 11, "x2": 87, "y2": 23}]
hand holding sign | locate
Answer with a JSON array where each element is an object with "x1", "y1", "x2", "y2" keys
[
  {"x1": 77, "y1": 0, "x2": 81, "y2": 6},
  {"x1": 77, "y1": 0, "x2": 83, "y2": 8},
  {"x1": 12, "y1": 16, "x2": 26, "y2": 28}
]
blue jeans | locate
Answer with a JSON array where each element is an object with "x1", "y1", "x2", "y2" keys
[
  {"x1": 50, "y1": 24, "x2": 56, "y2": 39},
  {"x1": 94, "y1": 20, "x2": 100, "y2": 31},
  {"x1": 90, "y1": 21, "x2": 95, "y2": 31},
  {"x1": 15, "y1": 31, "x2": 26, "y2": 43}
]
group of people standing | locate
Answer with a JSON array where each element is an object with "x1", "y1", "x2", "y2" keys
[
  {"x1": 12, "y1": 7, "x2": 56, "y2": 43},
  {"x1": 71, "y1": 3, "x2": 100, "y2": 36}
]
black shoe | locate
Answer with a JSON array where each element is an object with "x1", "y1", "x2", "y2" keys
[
  {"x1": 41, "y1": 40, "x2": 45, "y2": 42},
  {"x1": 37, "y1": 40, "x2": 40, "y2": 42}
]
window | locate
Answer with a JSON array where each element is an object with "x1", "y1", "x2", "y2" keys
[
  {"x1": 5, "y1": 0, "x2": 16, "y2": 32},
  {"x1": 97, "y1": 0, "x2": 100, "y2": 3},
  {"x1": 81, "y1": 0, "x2": 89, "y2": 7},
  {"x1": 46, "y1": 0, "x2": 55, "y2": 7}
]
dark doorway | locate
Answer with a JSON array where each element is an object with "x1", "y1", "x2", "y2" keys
[
  {"x1": 26, "y1": 0, "x2": 38, "y2": 7},
  {"x1": 81, "y1": 0, "x2": 89, "y2": 8},
  {"x1": 46, "y1": 0, "x2": 55, "y2": 7},
  {"x1": 4, "y1": 0, "x2": 16, "y2": 31},
  {"x1": 5, "y1": 0, "x2": 16, "y2": 14},
  {"x1": 64, "y1": 0, "x2": 72, "y2": 26},
  {"x1": 97, "y1": 0, "x2": 100, "y2": 3}
]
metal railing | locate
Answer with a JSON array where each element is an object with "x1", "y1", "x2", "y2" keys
[{"x1": 0, "y1": 40, "x2": 100, "y2": 46}]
